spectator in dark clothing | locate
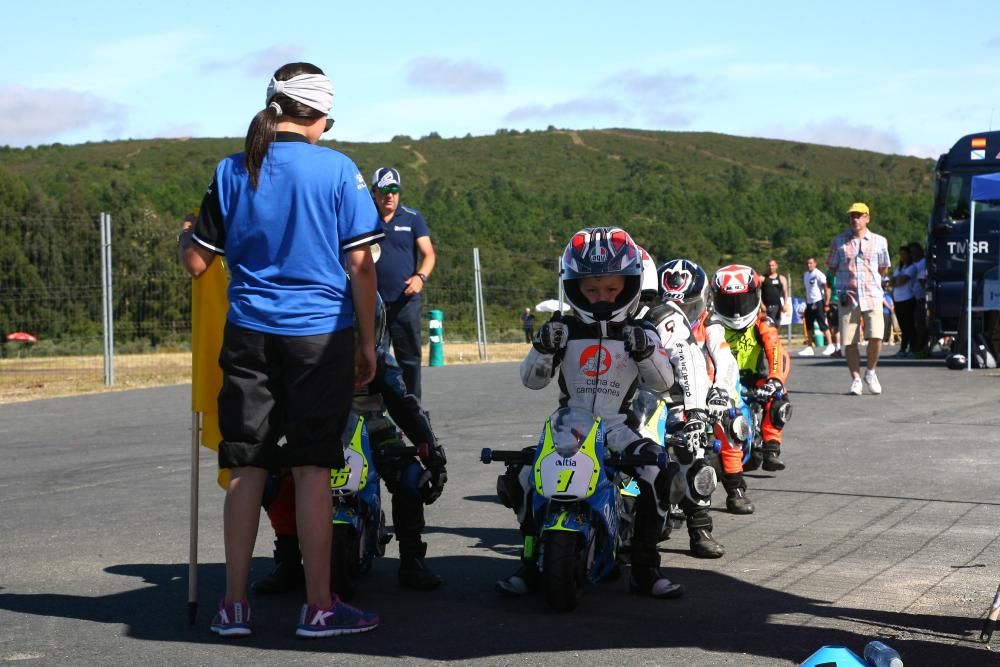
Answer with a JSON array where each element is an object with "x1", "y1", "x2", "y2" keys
[
  {"x1": 371, "y1": 167, "x2": 435, "y2": 400},
  {"x1": 520, "y1": 308, "x2": 536, "y2": 343}
]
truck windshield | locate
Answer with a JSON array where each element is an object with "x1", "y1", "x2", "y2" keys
[{"x1": 943, "y1": 173, "x2": 1000, "y2": 220}]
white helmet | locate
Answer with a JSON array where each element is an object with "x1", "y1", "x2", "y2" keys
[{"x1": 710, "y1": 264, "x2": 761, "y2": 330}]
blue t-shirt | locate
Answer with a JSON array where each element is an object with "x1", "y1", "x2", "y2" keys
[
  {"x1": 375, "y1": 205, "x2": 430, "y2": 303},
  {"x1": 193, "y1": 134, "x2": 383, "y2": 335}
]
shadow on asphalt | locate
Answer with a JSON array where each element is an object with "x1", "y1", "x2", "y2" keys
[{"x1": 0, "y1": 559, "x2": 991, "y2": 663}]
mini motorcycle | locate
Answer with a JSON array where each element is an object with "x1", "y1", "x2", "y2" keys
[
  {"x1": 482, "y1": 407, "x2": 665, "y2": 612},
  {"x1": 329, "y1": 412, "x2": 421, "y2": 600}
]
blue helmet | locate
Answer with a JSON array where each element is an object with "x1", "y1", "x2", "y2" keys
[{"x1": 560, "y1": 227, "x2": 643, "y2": 324}]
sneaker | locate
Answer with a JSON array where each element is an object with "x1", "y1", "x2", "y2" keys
[
  {"x1": 849, "y1": 378, "x2": 863, "y2": 396},
  {"x1": 863, "y1": 370, "x2": 882, "y2": 395},
  {"x1": 822, "y1": 344, "x2": 836, "y2": 356},
  {"x1": 832, "y1": 348, "x2": 842, "y2": 358},
  {"x1": 496, "y1": 562, "x2": 540, "y2": 596},
  {"x1": 295, "y1": 598, "x2": 379, "y2": 638},
  {"x1": 797, "y1": 347, "x2": 815, "y2": 356},
  {"x1": 210, "y1": 599, "x2": 251, "y2": 637}
]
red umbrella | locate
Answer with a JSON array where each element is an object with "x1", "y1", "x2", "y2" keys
[{"x1": 6, "y1": 332, "x2": 37, "y2": 343}]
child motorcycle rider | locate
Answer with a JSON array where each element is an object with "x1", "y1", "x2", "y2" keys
[
  {"x1": 254, "y1": 296, "x2": 448, "y2": 594},
  {"x1": 708, "y1": 264, "x2": 792, "y2": 473},
  {"x1": 634, "y1": 250, "x2": 725, "y2": 559},
  {"x1": 496, "y1": 226, "x2": 685, "y2": 599},
  {"x1": 659, "y1": 258, "x2": 755, "y2": 515}
]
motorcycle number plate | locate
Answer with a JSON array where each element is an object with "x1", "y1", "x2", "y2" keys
[
  {"x1": 330, "y1": 449, "x2": 365, "y2": 495},
  {"x1": 537, "y1": 451, "x2": 597, "y2": 499}
]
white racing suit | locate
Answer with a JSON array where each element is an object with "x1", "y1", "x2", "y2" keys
[
  {"x1": 639, "y1": 302, "x2": 719, "y2": 547},
  {"x1": 511, "y1": 316, "x2": 676, "y2": 574}
]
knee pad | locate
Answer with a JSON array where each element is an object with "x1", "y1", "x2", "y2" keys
[
  {"x1": 769, "y1": 398, "x2": 792, "y2": 428},
  {"x1": 686, "y1": 459, "x2": 718, "y2": 501}
]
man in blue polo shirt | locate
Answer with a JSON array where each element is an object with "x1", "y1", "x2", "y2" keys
[{"x1": 371, "y1": 167, "x2": 436, "y2": 399}]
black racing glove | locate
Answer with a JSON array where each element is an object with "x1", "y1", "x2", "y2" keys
[
  {"x1": 622, "y1": 324, "x2": 655, "y2": 361},
  {"x1": 682, "y1": 409, "x2": 711, "y2": 450},
  {"x1": 416, "y1": 441, "x2": 448, "y2": 505},
  {"x1": 705, "y1": 386, "x2": 730, "y2": 423},
  {"x1": 533, "y1": 320, "x2": 568, "y2": 354}
]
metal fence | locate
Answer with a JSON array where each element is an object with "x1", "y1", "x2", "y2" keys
[{"x1": 0, "y1": 213, "x2": 556, "y2": 390}]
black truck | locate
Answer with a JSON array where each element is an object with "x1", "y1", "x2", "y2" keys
[{"x1": 926, "y1": 132, "x2": 1000, "y2": 339}]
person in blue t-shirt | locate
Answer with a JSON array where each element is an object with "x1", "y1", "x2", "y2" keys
[
  {"x1": 370, "y1": 167, "x2": 436, "y2": 399},
  {"x1": 180, "y1": 62, "x2": 382, "y2": 639}
]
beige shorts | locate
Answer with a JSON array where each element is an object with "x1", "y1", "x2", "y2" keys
[{"x1": 840, "y1": 307, "x2": 884, "y2": 345}]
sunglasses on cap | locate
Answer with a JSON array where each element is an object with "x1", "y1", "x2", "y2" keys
[
  {"x1": 324, "y1": 118, "x2": 335, "y2": 133},
  {"x1": 377, "y1": 185, "x2": 400, "y2": 194}
]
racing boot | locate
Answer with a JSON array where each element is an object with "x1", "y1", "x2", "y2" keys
[
  {"x1": 628, "y1": 489, "x2": 684, "y2": 599},
  {"x1": 398, "y1": 541, "x2": 442, "y2": 590},
  {"x1": 762, "y1": 440, "x2": 785, "y2": 472},
  {"x1": 722, "y1": 473, "x2": 755, "y2": 515},
  {"x1": 686, "y1": 508, "x2": 725, "y2": 559},
  {"x1": 251, "y1": 534, "x2": 304, "y2": 594}
]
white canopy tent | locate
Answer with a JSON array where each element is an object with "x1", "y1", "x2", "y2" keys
[{"x1": 964, "y1": 172, "x2": 1000, "y2": 369}]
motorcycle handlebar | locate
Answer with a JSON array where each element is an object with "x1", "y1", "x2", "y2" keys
[{"x1": 480, "y1": 448, "x2": 534, "y2": 465}]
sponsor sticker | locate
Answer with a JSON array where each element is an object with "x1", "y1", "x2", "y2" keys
[
  {"x1": 579, "y1": 344, "x2": 612, "y2": 377},
  {"x1": 971, "y1": 149, "x2": 985, "y2": 160}
]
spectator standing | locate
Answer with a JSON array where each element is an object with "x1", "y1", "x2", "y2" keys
[
  {"x1": 799, "y1": 257, "x2": 835, "y2": 356},
  {"x1": 882, "y1": 280, "x2": 895, "y2": 343},
  {"x1": 761, "y1": 258, "x2": 790, "y2": 323},
  {"x1": 908, "y1": 242, "x2": 928, "y2": 357},
  {"x1": 889, "y1": 246, "x2": 915, "y2": 357},
  {"x1": 520, "y1": 308, "x2": 536, "y2": 343},
  {"x1": 371, "y1": 167, "x2": 436, "y2": 400},
  {"x1": 180, "y1": 62, "x2": 381, "y2": 638},
  {"x1": 827, "y1": 202, "x2": 891, "y2": 396}
]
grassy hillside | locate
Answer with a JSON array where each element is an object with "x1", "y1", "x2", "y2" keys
[{"x1": 0, "y1": 128, "x2": 934, "y2": 342}]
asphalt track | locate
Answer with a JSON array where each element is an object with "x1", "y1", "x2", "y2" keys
[{"x1": 1, "y1": 349, "x2": 999, "y2": 666}]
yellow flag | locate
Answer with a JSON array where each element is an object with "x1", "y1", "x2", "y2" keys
[{"x1": 191, "y1": 258, "x2": 230, "y2": 488}]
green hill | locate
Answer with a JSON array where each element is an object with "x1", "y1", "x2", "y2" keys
[{"x1": 0, "y1": 128, "x2": 933, "y2": 344}]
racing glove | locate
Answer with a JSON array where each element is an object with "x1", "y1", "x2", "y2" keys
[
  {"x1": 416, "y1": 441, "x2": 448, "y2": 505},
  {"x1": 705, "y1": 386, "x2": 730, "y2": 423},
  {"x1": 682, "y1": 409, "x2": 711, "y2": 450},
  {"x1": 622, "y1": 324, "x2": 655, "y2": 361},
  {"x1": 758, "y1": 378, "x2": 784, "y2": 400},
  {"x1": 533, "y1": 319, "x2": 568, "y2": 355}
]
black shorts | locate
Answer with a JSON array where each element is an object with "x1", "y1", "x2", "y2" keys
[
  {"x1": 827, "y1": 304, "x2": 839, "y2": 328},
  {"x1": 216, "y1": 322, "x2": 355, "y2": 470}
]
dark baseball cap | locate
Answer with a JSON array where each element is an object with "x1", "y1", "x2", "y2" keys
[{"x1": 371, "y1": 167, "x2": 401, "y2": 189}]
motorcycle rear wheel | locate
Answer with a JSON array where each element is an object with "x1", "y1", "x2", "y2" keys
[{"x1": 543, "y1": 531, "x2": 584, "y2": 612}]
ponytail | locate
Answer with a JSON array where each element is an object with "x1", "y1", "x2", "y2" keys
[{"x1": 244, "y1": 105, "x2": 280, "y2": 190}]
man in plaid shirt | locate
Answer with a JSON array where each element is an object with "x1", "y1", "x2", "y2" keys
[{"x1": 827, "y1": 202, "x2": 891, "y2": 396}]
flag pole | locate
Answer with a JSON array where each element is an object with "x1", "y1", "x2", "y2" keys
[{"x1": 188, "y1": 410, "x2": 200, "y2": 624}]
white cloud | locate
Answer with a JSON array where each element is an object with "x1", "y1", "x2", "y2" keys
[
  {"x1": 504, "y1": 96, "x2": 624, "y2": 122},
  {"x1": 755, "y1": 118, "x2": 904, "y2": 155},
  {"x1": 204, "y1": 45, "x2": 307, "y2": 78},
  {"x1": 0, "y1": 86, "x2": 127, "y2": 146},
  {"x1": 405, "y1": 57, "x2": 505, "y2": 94}
]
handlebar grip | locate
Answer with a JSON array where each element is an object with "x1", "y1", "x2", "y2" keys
[{"x1": 481, "y1": 448, "x2": 534, "y2": 465}]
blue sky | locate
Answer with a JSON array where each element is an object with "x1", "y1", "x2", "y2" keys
[{"x1": 3, "y1": 0, "x2": 999, "y2": 157}]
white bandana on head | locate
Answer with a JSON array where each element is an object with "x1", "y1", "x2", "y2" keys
[{"x1": 266, "y1": 73, "x2": 334, "y2": 115}]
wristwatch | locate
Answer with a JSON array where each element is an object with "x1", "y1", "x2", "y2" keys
[{"x1": 417, "y1": 272, "x2": 428, "y2": 283}]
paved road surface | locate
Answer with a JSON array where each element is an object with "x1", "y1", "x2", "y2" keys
[{"x1": 1, "y1": 351, "x2": 998, "y2": 665}]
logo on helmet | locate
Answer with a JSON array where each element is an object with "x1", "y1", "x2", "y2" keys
[
  {"x1": 715, "y1": 265, "x2": 755, "y2": 293},
  {"x1": 579, "y1": 344, "x2": 612, "y2": 377},
  {"x1": 589, "y1": 246, "x2": 609, "y2": 263},
  {"x1": 661, "y1": 268, "x2": 692, "y2": 301}
]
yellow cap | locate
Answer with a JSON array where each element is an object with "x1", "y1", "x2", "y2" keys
[{"x1": 847, "y1": 202, "x2": 869, "y2": 215}]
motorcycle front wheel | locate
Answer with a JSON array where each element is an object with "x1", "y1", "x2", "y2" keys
[{"x1": 543, "y1": 531, "x2": 584, "y2": 612}]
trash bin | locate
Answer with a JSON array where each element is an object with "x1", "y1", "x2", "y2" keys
[{"x1": 428, "y1": 309, "x2": 444, "y2": 367}]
